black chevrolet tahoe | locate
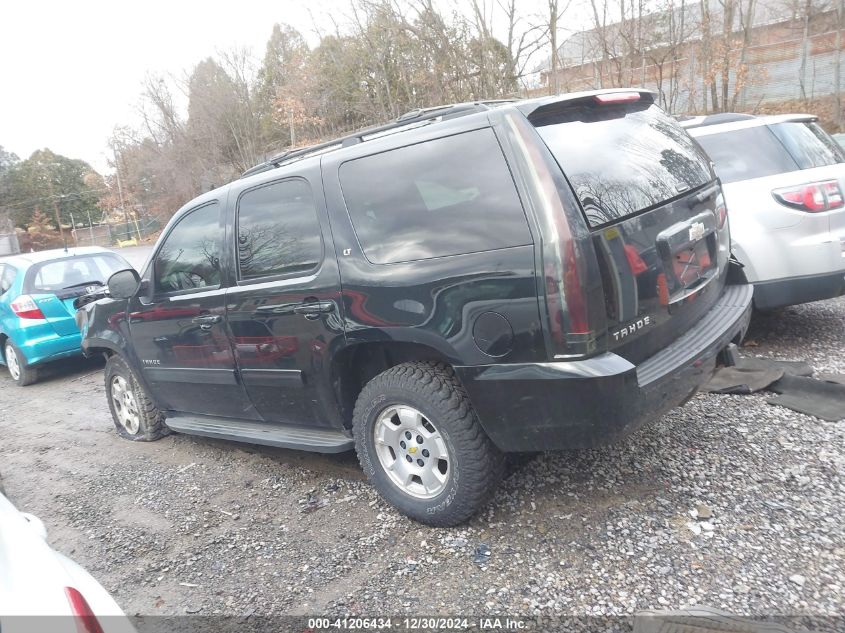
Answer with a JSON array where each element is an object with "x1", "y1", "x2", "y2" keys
[{"x1": 78, "y1": 89, "x2": 752, "y2": 526}]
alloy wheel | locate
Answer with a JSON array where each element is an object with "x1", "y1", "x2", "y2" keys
[
  {"x1": 111, "y1": 375, "x2": 141, "y2": 435},
  {"x1": 5, "y1": 344, "x2": 21, "y2": 381},
  {"x1": 373, "y1": 405, "x2": 450, "y2": 499}
]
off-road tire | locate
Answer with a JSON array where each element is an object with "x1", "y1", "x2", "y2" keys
[
  {"x1": 104, "y1": 355, "x2": 169, "y2": 442},
  {"x1": 4, "y1": 341, "x2": 38, "y2": 386},
  {"x1": 353, "y1": 361, "x2": 504, "y2": 527}
]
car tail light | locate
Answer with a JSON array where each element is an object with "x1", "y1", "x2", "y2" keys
[
  {"x1": 715, "y1": 200, "x2": 728, "y2": 229},
  {"x1": 64, "y1": 587, "x2": 105, "y2": 633},
  {"x1": 505, "y1": 111, "x2": 605, "y2": 357},
  {"x1": 10, "y1": 295, "x2": 45, "y2": 320},
  {"x1": 772, "y1": 180, "x2": 843, "y2": 212},
  {"x1": 824, "y1": 181, "x2": 844, "y2": 208},
  {"x1": 594, "y1": 92, "x2": 641, "y2": 104}
]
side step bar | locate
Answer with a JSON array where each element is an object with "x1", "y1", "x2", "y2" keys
[{"x1": 165, "y1": 414, "x2": 354, "y2": 453}]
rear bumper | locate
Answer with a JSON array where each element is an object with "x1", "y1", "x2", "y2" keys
[
  {"x1": 8, "y1": 331, "x2": 82, "y2": 367},
  {"x1": 753, "y1": 269, "x2": 845, "y2": 310},
  {"x1": 455, "y1": 283, "x2": 754, "y2": 452}
]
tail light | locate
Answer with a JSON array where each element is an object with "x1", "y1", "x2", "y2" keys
[
  {"x1": 715, "y1": 200, "x2": 728, "y2": 229},
  {"x1": 506, "y1": 112, "x2": 605, "y2": 357},
  {"x1": 11, "y1": 295, "x2": 45, "y2": 320},
  {"x1": 64, "y1": 587, "x2": 105, "y2": 633},
  {"x1": 772, "y1": 180, "x2": 843, "y2": 212}
]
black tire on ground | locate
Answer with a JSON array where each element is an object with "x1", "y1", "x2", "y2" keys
[
  {"x1": 353, "y1": 361, "x2": 505, "y2": 527},
  {"x1": 4, "y1": 340, "x2": 38, "y2": 386},
  {"x1": 104, "y1": 355, "x2": 169, "y2": 442}
]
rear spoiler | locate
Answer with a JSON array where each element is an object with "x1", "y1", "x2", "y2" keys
[{"x1": 515, "y1": 89, "x2": 658, "y2": 120}]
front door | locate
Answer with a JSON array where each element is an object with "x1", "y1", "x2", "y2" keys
[
  {"x1": 128, "y1": 199, "x2": 255, "y2": 419},
  {"x1": 224, "y1": 170, "x2": 345, "y2": 429}
]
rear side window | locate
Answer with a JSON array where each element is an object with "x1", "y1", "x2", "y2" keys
[
  {"x1": 532, "y1": 101, "x2": 713, "y2": 227},
  {"x1": 339, "y1": 128, "x2": 531, "y2": 264},
  {"x1": 27, "y1": 254, "x2": 126, "y2": 293},
  {"x1": 237, "y1": 178, "x2": 322, "y2": 280},
  {"x1": 769, "y1": 121, "x2": 845, "y2": 169},
  {"x1": 694, "y1": 127, "x2": 798, "y2": 184}
]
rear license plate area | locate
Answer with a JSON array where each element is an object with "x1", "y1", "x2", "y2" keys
[
  {"x1": 672, "y1": 237, "x2": 716, "y2": 289},
  {"x1": 656, "y1": 212, "x2": 719, "y2": 307}
]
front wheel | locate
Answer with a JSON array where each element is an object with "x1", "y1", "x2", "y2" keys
[
  {"x1": 4, "y1": 341, "x2": 37, "y2": 386},
  {"x1": 353, "y1": 362, "x2": 504, "y2": 527},
  {"x1": 104, "y1": 355, "x2": 169, "y2": 441}
]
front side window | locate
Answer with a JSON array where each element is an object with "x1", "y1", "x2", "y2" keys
[
  {"x1": 339, "y1": 128, "x2": 532, "y2": 265},
  {"x1": 237, "y1": 179, "x2": 322, "y2": 280},
  {"x1": 154, "y1": 202, "x2": 221, "y2": 294}
]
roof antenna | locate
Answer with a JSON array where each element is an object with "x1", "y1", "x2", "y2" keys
[{"x1": 63, "y1": 232, "x2": 69, "y2": 253}]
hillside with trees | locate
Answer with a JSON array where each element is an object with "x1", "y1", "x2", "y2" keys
[
  {"x1": 2, "y1": 0, "x2": 842, "y2": 239},
  {"x1": 0, "y1": 146, "x2": 103, "y2": 245},
  {"x1": 107, "y1": 1, "x2": 540, "y2": 221}
]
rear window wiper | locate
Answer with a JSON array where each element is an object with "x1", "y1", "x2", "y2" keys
[{"x1": 62, "y1": 280, "x2": 104, "y2": 289}]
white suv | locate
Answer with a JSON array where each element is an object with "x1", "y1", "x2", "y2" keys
[{"x1": 682, "y1": 114, "x2": 845, "y2": 310}]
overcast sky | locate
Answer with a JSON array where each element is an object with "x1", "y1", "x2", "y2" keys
[{"x1": 0, "y1": 0, "x2": 557, "y2": 174}]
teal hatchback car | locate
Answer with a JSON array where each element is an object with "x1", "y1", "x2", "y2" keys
[{"x1": 0, "y1": 247, "x2": 131, "y2": 385}]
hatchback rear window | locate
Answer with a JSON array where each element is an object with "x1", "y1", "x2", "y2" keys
[
  {"x1": 27, "y1": 254, "x2": 127, "y2": 293},
  {"x1": 532, "y1": 100, "x2": 713, "y2": 227},
  {"x1": 693, "y1": 126, "x2": 799, "y2": 184}
]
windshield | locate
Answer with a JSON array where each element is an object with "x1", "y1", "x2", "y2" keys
[
  {"x1": 27, "y1": 254, "x2": 128, "y2": 293},
  {"x1": 533, "y1": 101, "x2": 713, "y2": 227}
]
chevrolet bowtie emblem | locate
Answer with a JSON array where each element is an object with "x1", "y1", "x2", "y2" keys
[
  {"x1": 408, "y1": 446, "x2": 417, "y2": 454},
  {"x1": 689, "y1": 221, "x2": 706, "y2": 242}
]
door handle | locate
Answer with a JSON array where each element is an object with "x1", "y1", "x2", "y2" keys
[
  {"x1": 293, "y1": 301, "x2": 335, "y2": 320},
  {"x1": 191, "y1": 314, "x2": 222, "y2": 330}
]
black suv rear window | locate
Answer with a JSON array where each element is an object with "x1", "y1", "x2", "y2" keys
[
  {"x1": 339, "y1": 128, "x2": 532, "y2": 264},
  {"x1": 532, "y1": 101, "x2": 713, "y2": 227}
]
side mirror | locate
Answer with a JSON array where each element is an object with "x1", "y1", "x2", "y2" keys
[{"x1": 107, "y1": 268, "x2": 142, "y2": 299}]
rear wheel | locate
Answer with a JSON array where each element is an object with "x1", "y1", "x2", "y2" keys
[
  {"x1": 105, "y1": 355, "x2": 169, "y2": 441},
  {"x1": 353, "y1": 361, "x2": 504, "y2": 527},
  {"x1": 4, "y1": 341, "x2": 38, "y2": 386}
]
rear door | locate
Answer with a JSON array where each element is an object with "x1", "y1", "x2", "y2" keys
[
  {"x1": 528, "y1": 93, "x2": 731, "y2": 363},
  {"x1": 224, "y1": 166, "x2": 346, "y2": 429}
]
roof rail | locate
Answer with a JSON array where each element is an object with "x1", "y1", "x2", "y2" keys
[{"x1": 240, "y1": 100, "x2": 516, "y2": 178}]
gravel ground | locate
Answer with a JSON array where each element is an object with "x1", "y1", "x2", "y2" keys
[{"x1": 1, "y1": 296, "x2": 843, "y2": 623}]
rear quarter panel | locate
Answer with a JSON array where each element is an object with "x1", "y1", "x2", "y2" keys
[
  {"x1": 319, "y1": 118, "x2": 546, "y2": 366},
  {"x1": 723, "y1": 163, "x2": 845, "y2": 281}
]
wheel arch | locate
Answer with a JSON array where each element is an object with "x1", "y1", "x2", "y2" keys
[
  {"x1": 87, "y1": 338, "x2": 163, "y2": 410},
  {"x1": 331, "y1": 341, "x2": 457, "y2": 429}
]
